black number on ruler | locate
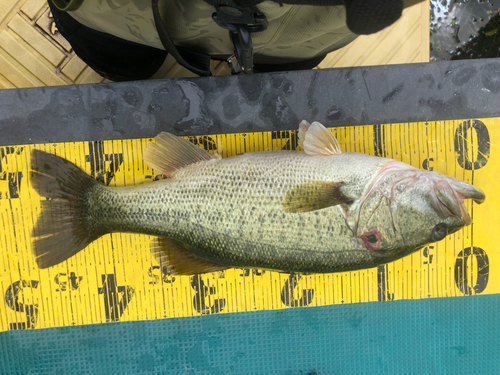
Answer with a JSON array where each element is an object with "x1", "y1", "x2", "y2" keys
[
  {"x1": 4, "y1": 280, "x2": 39, "y2": 330},
  {"x1": 0, "y1": 147, "x2": 24, "y2": 173},
  {"x1": 0, "y1": 171, "x2": 23, "y2": 199},
  {"x1": 239, "y1": 269, "x2": 265, "y2": 277},
  {"x1": 0, "y1": 147, "x2": 6, "y2": 173},
  {"x1": 373, "y1": 125, "x2": 386, "y2": 157},
  {"x1": 423, "y1": 246, "x2": 434, "y2": 264},
  {"x1": 98, "y1": 274, "x2": 135, "y2": 322},
  {"x1": 0, "y1": 146, "x2": 24, "y2": 199},
  {"x1": 272, "y1": 130, "x2": 290, "y2": 140},
  {"x1": 148, "y1": 266, "x2": 176, "y2": 285},
  {"x1": 54, "y1": 272, "x2": 83, "y2": 291},
  {"x1": 280, "y1": 274, "x2": 314, "y2": 307},
  {"x1": 454, "y1": 120, "x2": 490, "y2": 170},
  {"x1": 144, "y1": 174, "x2": 167, "y2": 181},
  {"x1": 271, "y1": 130, "x2": 298, "y2": 151},
  {"x1": 422, "y1": 158, "x2": 434, "y2": 171},
  {"x1": 85, "y1": 141, "x2": 124, "y2": 185},
  {"x1": 454, "y1": 247, "x2": 489, "y2": 295},
  {"x1": 377, "y1": 265, "x2": 394, "y2": 301},
  {"x1": 188, "y1": 136, "x2": 217, "y2": 150},
  {"x1": 190, "y1": 275, "x2": 225, "y2": 315}
]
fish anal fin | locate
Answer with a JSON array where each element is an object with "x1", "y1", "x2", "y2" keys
[
  {"x1": 298, "y1": 120, "x2": 342, "y2": 156},
  {"x1": 282, "y1": 180, "x2": 353, "y2": 213},
  {"x1": 143, "y1": 132, "x2": 216, "y2": 177},
  {"x1": 152, "y1": 237, "x2": 228, "y2": 275}
]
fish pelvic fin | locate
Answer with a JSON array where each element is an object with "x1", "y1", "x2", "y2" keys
[
  {"x1": 30, "y1": 149, "x2": 102, "y2": 269},
  {"x1": 298, "y1": 120, "x2": 342, "y2": 156},
  {"x1": 152, "y1": 238, "x2": 229, "y2": 275},
  {"x1": 143, "y1": 132, "x2": 218, "y2": 177},
  {"x1": 282, "y1": 180, "x2": 353, "y2": 213}
]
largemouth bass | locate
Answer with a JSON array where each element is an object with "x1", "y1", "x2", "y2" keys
[{"x1": 30, "y1": 121, "x2": 485, "y2": 274}]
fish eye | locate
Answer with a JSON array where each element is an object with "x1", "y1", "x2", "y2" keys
[
  {"x1": 432, "y1": 224, "x2": 448, "y2": 242},
  {"x1": 366, "y1": 234, "x2": 378, "y2": 243}
]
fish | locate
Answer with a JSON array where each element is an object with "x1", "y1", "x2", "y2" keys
[{"x1": 29, "y1": 121, "x2": 485, "y2": 274}]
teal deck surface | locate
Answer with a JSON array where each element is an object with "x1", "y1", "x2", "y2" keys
[{"x1": 1, "y1": 294, "x2": 498, "y2": 374}]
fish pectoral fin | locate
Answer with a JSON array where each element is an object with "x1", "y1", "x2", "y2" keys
[
  {"x1": 282, "y1": 181, "x2": 353, "y2": 213},
  {"x1": 151, "y1": 237, "x2": 229, "y2": 275},
  {"x1": 143, "y1": 132, "x2": 217, "y2": 177},
  {"x1": 297, "y1": 120, "x2": 342, "y2": 156}
]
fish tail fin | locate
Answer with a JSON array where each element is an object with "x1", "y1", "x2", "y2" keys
[{"x1": 30, "y1": 149, "x2": 102, "y2": 268}]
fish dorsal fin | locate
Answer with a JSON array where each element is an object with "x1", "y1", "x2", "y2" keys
[
  {"x1": 298, "y1": 120, "x2": 311, "y2": 149},
  {"x1": 282, "y1": 180, "x2": 353, "y2": 213},
  {"x1": 298, "y1": 120, "x2": 342, "y2": 156},
  {"x1": 144, "y1": 132, "x2": 217, "y2": 177},
  {"x1": 151, "y1": 238, "x2": 229, "y2": 275}
]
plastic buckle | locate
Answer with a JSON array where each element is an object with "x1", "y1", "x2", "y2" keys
[
  {"x1": 227, "y1": 55, "x2": 242, "y2": 75},
  {"x1": 212, "y1": 7, "x2": 268, "y2": 75},
  {"x1": 212, "y1": 6, "x2": 268, "y2": 32},
  {"x1": 230, "y1": 24, "x2": 253, "y2": 74}
]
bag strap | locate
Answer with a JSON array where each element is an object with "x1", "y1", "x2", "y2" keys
[
  {"x1": 50, "y1": 0, "x2": 84, "y2": 11},
  {"x1": 152, "y1": 0, "x2": 212, "y2": 76}
]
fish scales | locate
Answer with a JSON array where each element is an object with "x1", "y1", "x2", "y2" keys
[{"x1": 88, "y1": 152, "x2": 388, "y2": 273}]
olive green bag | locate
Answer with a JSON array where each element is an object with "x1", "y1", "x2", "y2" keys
[{"x1": 49, "y1": 0, "x2": 422, "y2": 76}]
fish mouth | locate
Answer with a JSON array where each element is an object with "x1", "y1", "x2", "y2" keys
[
  {"x1": 349, "y1": 160, "x2": 485, "y2": 237},
  {"x1": 430, "y1": 177, "x2": 485, "y2": 225}
]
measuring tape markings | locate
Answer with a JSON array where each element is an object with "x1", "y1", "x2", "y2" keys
[{"x1": 0, "y1": 118, "x2": 495, "y2": 331}]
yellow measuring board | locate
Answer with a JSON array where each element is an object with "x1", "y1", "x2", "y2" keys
[{"x1": 0, "y1": 118, "x2": 496, "y2": 332}]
